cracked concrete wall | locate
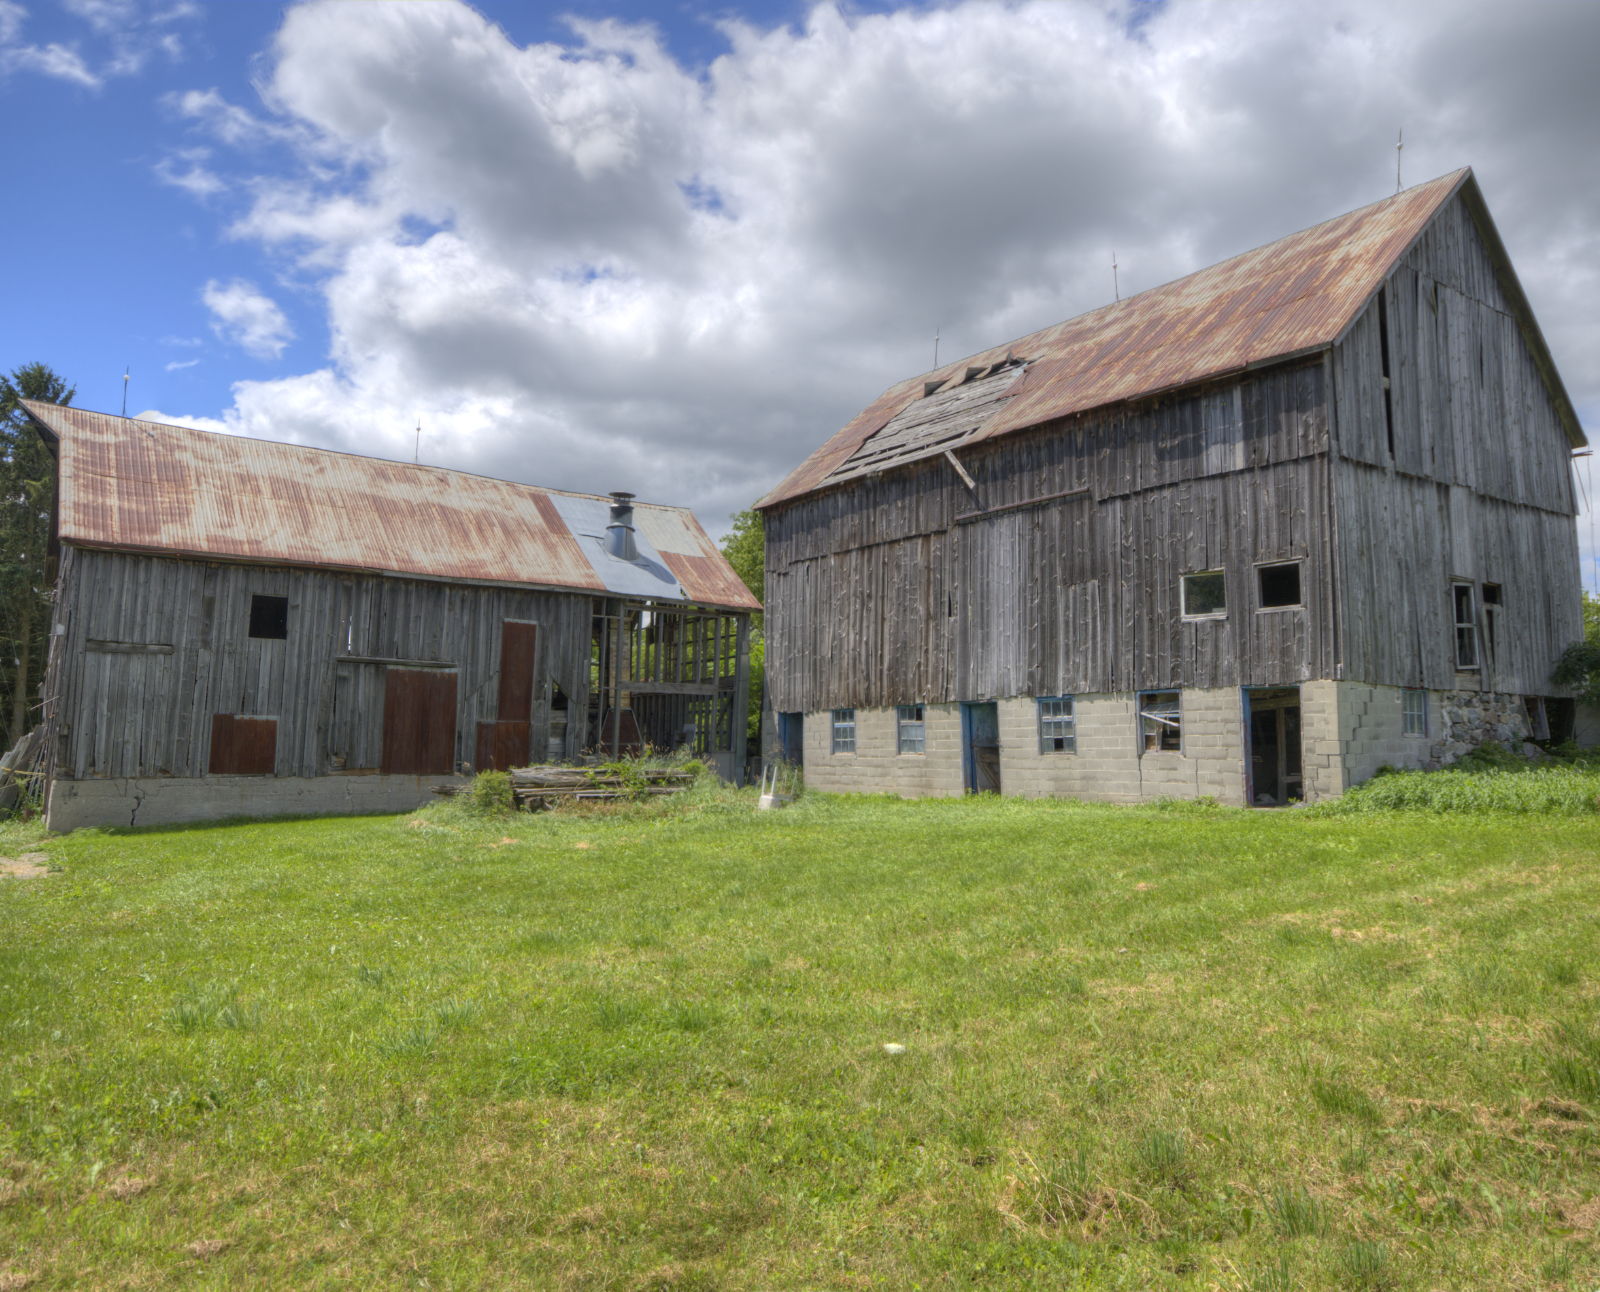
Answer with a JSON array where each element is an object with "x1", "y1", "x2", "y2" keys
[{"x1": 45, "y1": 773, "x2": 463, "y2": 833}]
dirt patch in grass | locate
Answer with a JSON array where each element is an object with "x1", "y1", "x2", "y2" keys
[{"x1": 0, "y1": 853, "x2": 49, "y2": 878}]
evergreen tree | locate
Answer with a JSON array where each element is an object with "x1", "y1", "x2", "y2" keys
[
  {"x1": 720, "y1": 509, "x2": 765, "y2": 741},
  {"x1": 0, "y1": 364, "x2": 73, "y2": 746}
]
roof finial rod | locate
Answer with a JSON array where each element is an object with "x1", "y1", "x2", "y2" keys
[
  {"x1": 1112, "y1": 252, "x2": 1120, "y2": 302},
  {"x1": 933, "y1": 326, "x2": 940, "y2": 369},
  {"x1": 1395, "y1": 128, "x2": 1403, "y2": 195},
  {"x1": 414, "y1": 416, "x2": 421, "y2": 464},
  {"x1": 121, "y1": 366, "x2": 129, "y2": 418}
]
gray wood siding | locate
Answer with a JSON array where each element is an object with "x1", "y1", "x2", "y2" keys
[
  {"x1": 1331, "y1": 463, "x2": 1581, "y2": 694},
  {"x1": 52, "y1": 548, "x2": 595, "y2": 779},
  {"x1": 765, "y1": 361, "x2": 1335, "y2": 713}
]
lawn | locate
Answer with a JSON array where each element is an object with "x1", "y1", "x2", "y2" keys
[{"x1": 2, "y1": 780, "x2": 1599, "y2": 1290}]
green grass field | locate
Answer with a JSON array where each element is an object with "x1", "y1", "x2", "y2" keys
[{"x1": 3, "y1": 779, "x2": 1600, "y2": 1289}]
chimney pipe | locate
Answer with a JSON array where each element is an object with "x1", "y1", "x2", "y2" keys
[{"x1": 604, "y1": 491, "x2": 638, "y2": 562}]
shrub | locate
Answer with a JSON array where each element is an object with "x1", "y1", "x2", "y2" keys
[
  {"x1": 1315, "y1": 764, "x2": 1600, "y2": 816},
  {"x1": 469, "y1": 769, "x2": 514, "y2": 814}
]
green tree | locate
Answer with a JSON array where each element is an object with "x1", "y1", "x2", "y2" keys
[
  {"x1": 0, "y1": 363, "x2": 73, "y2": 747},
  {"x1": 720, "y1": 509, "x2": 765, "y2": 741},
  {"x1": 1551, "y1": 589, "x2": 1600, "y2": 707}
]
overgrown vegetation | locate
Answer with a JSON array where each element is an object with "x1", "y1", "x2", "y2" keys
[
  {"x1": 3, "y1": 791, "x2": 1600, "y2": 1288},
  {"x1": 1315, "y1": 741, "x2": 1600, "y2": 815}
]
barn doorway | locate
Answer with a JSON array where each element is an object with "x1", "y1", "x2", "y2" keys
[
  {"x1": 961, "y1": 702, "x2": 1001, "y2": 794},
  {"x1": 1245, "y1": 687, "x2": 1301, "y2": 806},
  {"x1": 778, "y1": 712, "x2": 804, "y2": 766}
]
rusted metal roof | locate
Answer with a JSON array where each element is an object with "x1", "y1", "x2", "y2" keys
[
  {"x1": 26, "y1": 403, "x2": 761, "y2": 613},
  {"x1": 757, "y1": 169, "x2": 1586, "y2": 509}
]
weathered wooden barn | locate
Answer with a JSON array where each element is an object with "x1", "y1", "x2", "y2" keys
[
  {"x1": 757, "y1": 169, "x2": 1587, "y2": 805},
  {"x1": 24, "y1": 405, "x2": 759, "y2": 831}
]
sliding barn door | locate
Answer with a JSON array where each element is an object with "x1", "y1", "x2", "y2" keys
[
  {"x1": 381, "y1": 668, "x2": 458, "y2": 775},
  {"x1": 475, "y1": 621, "x2": 537, "y2": 771}
]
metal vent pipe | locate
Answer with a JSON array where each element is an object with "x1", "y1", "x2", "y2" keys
[{"x1": 605, "y1": 491, "x2": 638, "y2": 562}]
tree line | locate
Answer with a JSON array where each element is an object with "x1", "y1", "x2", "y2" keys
[{"x1": 0, "y1": 363, "x2": 71, "y2": 751}]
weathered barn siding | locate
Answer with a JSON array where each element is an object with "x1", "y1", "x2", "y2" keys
[
  {"x1": 765, "y1": 361, "x2": 1333, "y2": 713},
  {"x1": 1328, "y1": 193, "x2": 1581, "y2": 692},
  {"x1": 51, "y1": 546, "x2": 595, "y2": 780}
]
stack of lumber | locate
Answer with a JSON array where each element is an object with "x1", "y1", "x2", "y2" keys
[{"x1": 510, "y1": 765, "x2": 696, "y2": 810}]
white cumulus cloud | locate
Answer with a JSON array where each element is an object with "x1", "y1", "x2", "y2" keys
[
  {"x1": 202, "y1": 278, "x2": 294, "y2": 360},
  {"x1": 146, "y1": 0, "x2": 1600, "y2": 528}
]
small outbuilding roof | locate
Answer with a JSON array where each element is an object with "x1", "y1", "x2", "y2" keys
[
  {"x1": 757, "y1": 168, "x2": 1584, "y2": 509},
  {"x1": 25, "y1": 403, "x2": 760, "y2": 613}
]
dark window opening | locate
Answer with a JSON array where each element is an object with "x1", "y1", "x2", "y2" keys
[
  {"x1": 1524, "y1": 696, "x2": 1550, "y2": 742},
  {"x1": 1258, "y1": 563, "x2": 1302, "y2": 609},
  {"x1": 1452, "y1": 583, "x2": 1478, "y2": 669},
  {"x1": 249, "y1": 594, "x2": 288, "y2": 640},
  {"x1": 1182, "y1": 571, "x2": 1226, "y2": 618},
  {"x1": 1481, "y1": 583, "x2": 1501, "y2": 605},
  {"x1": 1547, "y1": 697, "x2": 1577, "y2": 745},
  {"x1": 1378, "y1": 287, "x2": 1395, "y2": 458}
]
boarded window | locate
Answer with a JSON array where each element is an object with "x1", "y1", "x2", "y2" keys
[
  {"x1": 831, "y1": 708, "x2": 856, "y2": 754},
  {"x1": 1452, "y1": 583, "x2": 1478, "y2": 669},
  {"x1": 897, "y1": 704, "x2": 925, "y2": 755},
  {"x1": 497, "y1": 621, "x2": 538, "y2": 721},
  {"x1": 209, "y1": 714, "x2": 277, "y2": 775},
  {"x1": 381, "y1": 668, "x2": 458, "y2": 775},
  {"x1": 248, "y1": 594, "x2": 288, "y2": 640},
  {"x1": 1181, "y1": 571, "x2": 1226, "y2": 618},
  {"x1": 1139, "y1": 691, "x2": 1181, "y2": 753},
  {"x1": 1038, "y1": 697, "x2": 1075, "y2": 753},
  {"x1": 1258, "y1": 563, "x2": 1301, "y2": 609},
  {"x1": 1403, "y1": 689, "x2": 1427, "y2": 737}
]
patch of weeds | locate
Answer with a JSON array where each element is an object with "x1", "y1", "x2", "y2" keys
[
  {"x1": 1333, "y1": 1240, "x2": 1389, "y2": 1288},
  {"x1": 1135, "y1": 1129, "x2": 1186, "y2": 1183},
  {"x1": 671, "y1": 1001, "x2": 715, "y2": 1033},
  {"x1": 379, "y1": 1019, "x2": 439, "y2": 1058},
  {"x1": 1267, "y1": 1185, "x2": 1325, "y2": 1238},
  {"x1": 593, "y1": 998, "x2": 644, "y2": 1032},
  {"x1": 1540, "y1": 1240, "x2": 1575, "y2": 1283},
  {"x1": 1245, "y1": 1253, "x2": 1296, "y2": 1292},
  {"x1": 743, "y1": 951, "x2": 772, "y2": 974},
  {"x1": 432, "y1": 998, "x2": 480, "y2": 1030},
  {"x1": 356, "y1": 966, "x2": 389, "y2": 988},
  {"x1": 1546, "y1": 1020, "x2": 1600, "y2": 1103},
  {"x1": 1336, "y1": 1130, "x2": 1374, "y2": 1175},
  {"x1": 164, "y1": 981, "x2": 254, "y2": 1033},
  {"x1": 468, "y1": 770, "x2": 514, "y2": 814},
  {"x1": 1311, "y1": 1072, "x2": 1382, "y2": 1123},
  {"x1": 1058, "y1": 971, "x2": 1087, "y2": 997},
  {"x1": 1545, "y1": 959, "x2": 1582, "y2": 988},
  {"x1": 1005, "y1": 1148, "x2": 1097, "y2": 1227}
]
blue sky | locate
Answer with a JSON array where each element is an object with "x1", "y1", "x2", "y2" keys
[{"x1": 2, "y1": 1, "x2": 1597, "y2": 578}]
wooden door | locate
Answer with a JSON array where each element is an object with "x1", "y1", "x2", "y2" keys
[
  {"x1": 476, "y1": 621, "x2": 537, "y2": 770},
  {"x1": 209, "y1": 714, "x2": 278, "y2": 775},
  {"x1": 381, "y1": 669, "x2": 458, "y2": 775}
]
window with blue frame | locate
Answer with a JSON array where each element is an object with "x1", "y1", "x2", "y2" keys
[
  {"x1": 831, "y1": 708, "x2": 856, "y2": 753},
  {"x1": 1037, "y1": 696, "x2": 1075, "y2": 753},
  {"x1": 897, "y1": 704, "x2": 925, "y2": 754}
]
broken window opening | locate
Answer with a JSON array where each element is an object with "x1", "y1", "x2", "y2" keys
[
  {"x1": 1139, "y1": 691, "x2": 1181, "y2": 754},
  {"x1": 1524, "y1": 696, "x2": 1550, "y2": 742},
  {"x1": 248, "y1": 594, "x2": 288, "y2": 640},
  {"x1": 897, "y1": 704, "x2": 925, "y2": 755},
  {"x1": 1037, "y1": 696, "x2": 1075, "y2": 753},
  {"x1": 1181, "y1": 571, "x2": 1226, "y2": 619},
  {"x1": 1403, "y1": 688, "x2": 1427, "y2": 737},
  {"x1": 1258, "y1": 562, "x2": 1302, "y2": 609},
  {"x1": 831, "y1": 708, "x2": 856, "y2": 754},
  {"x1": 1452, "y1": 583, "x2": 1478, "y2": 669},
  {"x1": 1378, "y1": 286, "x2": 1395, "y2": 458}
]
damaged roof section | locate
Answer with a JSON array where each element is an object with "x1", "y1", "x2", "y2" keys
[
  {"x1": 25, "y1": 402, "x2": 761, "y2": 613},
  {"x1": 826, "y1": 357, "x2": 1027, "y2": 487},
  {"x1": 757, "y1": 168, "x2": 1586, "y2": 509}
]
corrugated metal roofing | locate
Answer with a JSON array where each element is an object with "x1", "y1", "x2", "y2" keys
[
  {"x1": 757, "y1": 169, "x2": 1585, "y2": 509},
  {"x1": 25, "y1": 403, "x2": 761, "y2": 613}
]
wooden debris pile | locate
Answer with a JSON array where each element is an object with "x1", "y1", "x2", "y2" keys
[
  {"x1": 0, "y1": 726, "x2": 47, "y2": 815},
  {"x1": 509, "y1": 765, "x2": 696, "y2": 811}
]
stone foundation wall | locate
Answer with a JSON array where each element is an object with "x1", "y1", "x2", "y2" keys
[{"x1": 1428, "y1": 690, "x2": 1532, "y2": 767}]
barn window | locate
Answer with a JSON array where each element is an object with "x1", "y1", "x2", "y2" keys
[
  {"x1": 1452, "y1": 583, "x2": 1478, "y2": 669},
  {"x1": 1257, "y1": 562, "x2": 1302, "y2": 609},
  {"x1": 248, "y1": 594, "x2": 289, "y2": 640},
  {"x1": 897, "y1": 704, "x2": 925, "y2": 755},
  {"x1": 1037, "y1": 697, "x2": 1075, "y2": 753},
  {"x1": 1181, "y1": 571, "x2": 1226, "y2": 619},
  {"x1": 831, "y1": 708, "x2": 856, "y2": 754},
  {"x1": 1402, "y1": 689, "x2": 1427, "y2": 737},
  {"x1": 1524, "y1": 696, "x2": 1550, "y2": 742},
  {"x1": 1139, "y1": 691, "x2": 1181, "y2": 753}
]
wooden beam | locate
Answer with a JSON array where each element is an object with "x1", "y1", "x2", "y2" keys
[{"x1": 943, "y1": 450, "x2": 982, "y2": 503}]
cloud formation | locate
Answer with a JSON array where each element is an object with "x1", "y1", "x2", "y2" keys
[
  {"x1": 0, "y1": 0, "x2": 194, "y2": 87},
  {"x1": 203, "y1": 279, "x2": 294, "y2": 360},
  {"x1": 155, "y1": 0, "x2": 1600, "y2": 525}
]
